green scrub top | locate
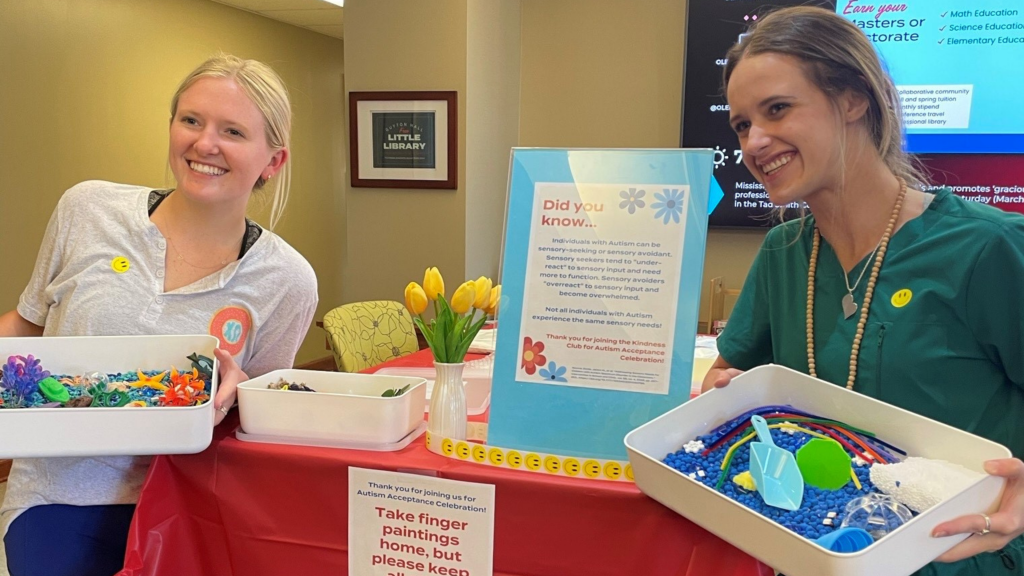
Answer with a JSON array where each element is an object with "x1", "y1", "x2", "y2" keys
[{"x1": 718, "y1": 188, "x2": 1024, "y2": 575}]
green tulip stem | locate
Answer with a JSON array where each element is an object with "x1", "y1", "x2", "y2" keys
[{"x1": 419, "y1": 293, "x2": 495, "y2": 364}]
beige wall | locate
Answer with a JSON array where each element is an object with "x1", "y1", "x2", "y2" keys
[
  {"x1": 342, "y1": 0, "x2": 468, "y2": 305},
  {"x1": 339, "y1": 0, "x2": 763, "y2": 330},
  {"x1": 518, "y1": 0, "x2": 763, "y2": 324},
  {"x1": 0, "y1": 0, "x2": 766, "y2": 367},
  {"x1": 0, "y1": 0, "x2": 345, "y2": 364},
  {"x1": 520, "y1": 0, "x2": 685, "y2": 148},
  {"x1": 466, "y1": 0, "x2": 521, "y2": 282}
]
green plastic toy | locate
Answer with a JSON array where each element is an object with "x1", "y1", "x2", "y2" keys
[
  {"x1": 94, "y1": 389, "x2": 132, "y2": 408},
  {"x1": 381, "y1": 384, "x2": 412, "y2": 398},
  {"x1": 796, "y1": 438, "x2": 852, "y2": 490},
  {"x1": 38, "y1": 377, "x2": 70, "y2": 403},
  {"x1": 188, "y1": 353, "x2": 215, "y2": 380}
]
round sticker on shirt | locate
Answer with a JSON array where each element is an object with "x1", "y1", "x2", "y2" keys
[
  {"x1": 209, "y1": 306, "x2": 252, "y2": 356},
  {"x1": 111, "y1": 257, "x2": 130, "y2": 274},
  {"x1": 891, "y1": 289, "x2": 913, "y2": 308}
]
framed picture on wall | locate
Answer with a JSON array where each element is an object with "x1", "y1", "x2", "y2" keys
[{"x1": 349, "y1": 91, "x2": 458, "y2": 189}]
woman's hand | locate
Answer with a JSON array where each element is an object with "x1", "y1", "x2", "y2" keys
[
  {"x1": 213, "y1": 348, "x2": 248, "y2": 426},
  {"x1": 932, "y1": 458, "x2": 1024, "y2": 562},
  {"x1": 700, "y1": 355, "x2": 744, "y2": 393}
]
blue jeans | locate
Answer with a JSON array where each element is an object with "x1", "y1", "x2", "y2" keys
[{"x1": 5, "y1": 504, "x2": 135, "y2": 576}]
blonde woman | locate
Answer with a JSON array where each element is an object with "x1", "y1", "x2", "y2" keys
[
  {"x1": 702, "y1": 7, "x2": 1024, "y2": 575},
  {"x1": 0, "y1": 55, "x2": 317, "y2": 576}
]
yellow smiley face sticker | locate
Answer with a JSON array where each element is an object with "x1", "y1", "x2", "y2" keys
[
  {"x1": 455, "y1": 441, "x2": 471, "y2": 460},
  {"x1": 111, "y1": 257, "x2": 130, "y2": 273},
  {"x1": 524, "y1": 453, "x2": 542, "y2": 471},
  {"x1": 471, "y1": 444, "x2": 487, "y2": 463},
  {"x1": 487, "y1": 448, "x2": 504, "y2": 466},
  {"x1": 625, "y1": 463, "x2": 634, "y2": 481},
  {"x1": 603, "y1": 461, "x2": 622, "y2": 480},
  {"x1": 583, "y1": 460, "x2": 601, "y2": 478},
  {"x1": 543, "y1": 456, "x2": 561, "y2": 474},
  {"x1": 507, "y1": 450, "x2": 523, "y2": 468},
  {"x1": 441, "y1": 438, "x2": 455, "y2": 456},
  {"x1": 563, "y1": 458, "x2": 581, "y2": 476},
  {"x1": 891, "y1": 289, "x2": 913, "y2": 308}
]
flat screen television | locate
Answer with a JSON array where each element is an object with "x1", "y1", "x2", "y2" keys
[{"x1": 682, "y1": 0, "x2": 1024, "y2": 227}]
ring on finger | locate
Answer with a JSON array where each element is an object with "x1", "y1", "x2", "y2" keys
[
  {"x1": 218, "y1": 405, "x2": 230, "y2": 416},
  {"x1": 976, "y1": 514, "x2": 992, "y2": 536}
]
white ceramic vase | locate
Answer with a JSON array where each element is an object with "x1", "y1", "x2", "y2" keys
[{"x1": 428, "y1": 362, "x2": 467, "y2": 440}]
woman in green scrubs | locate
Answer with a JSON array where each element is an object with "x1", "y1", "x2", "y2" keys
[{"x1": 702, "y1": 7, "x2": 1024, "y2": 575}]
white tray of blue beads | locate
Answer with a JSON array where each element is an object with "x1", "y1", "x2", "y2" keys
[
  {"x1": 625, "y1": 364, "x2": 1009, "y2": 576},
  {"x1": 0, "y1": 335, "x2": 219, "y2": 458}
]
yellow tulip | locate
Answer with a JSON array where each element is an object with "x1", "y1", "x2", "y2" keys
[
  {"x1": 484, "y1": 285, "x2": 501, "y2": 315},
  {"x1": 423, "y1": 267, "x2": 445, "y2": 301},
  {"x1": 450, "y1": 281, "x2": 477, "y2": 315},
  {"x1": 404, "y1": 282, "x2": 428, "y2": 316},
  {"x1": 471, "y1": 276, "x2": 493, "y2": 310}
]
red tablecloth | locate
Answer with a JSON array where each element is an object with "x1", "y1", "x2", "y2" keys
[{"x1": 119, "y1": 350, "x2": 770, "y2": 576}]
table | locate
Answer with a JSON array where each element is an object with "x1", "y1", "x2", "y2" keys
[{"x1": 119, "y1": 350, "x2": 770, "y2": 576}]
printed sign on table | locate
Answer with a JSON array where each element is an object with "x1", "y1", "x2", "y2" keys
[
  {"x1": 349, "y1": 467, "x2": 495, "y2": 576},
  {"x1": 518, "y1": 182, "x2": 688, "y2": 394},
  {"x1": 488, "y1": 148, "x2": 716, "y2": 460}
]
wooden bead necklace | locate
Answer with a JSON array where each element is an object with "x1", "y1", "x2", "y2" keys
[{"x1": 806, "y1": 178, "x2": 907, "y2": 390}]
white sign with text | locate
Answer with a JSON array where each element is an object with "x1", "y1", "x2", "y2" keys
[
  {"x1": 517, "y1": 182, "x2": 687, "y2": 394},
  {"x1": 349, "y1": 467, "x2": 495, "y2": 576}
]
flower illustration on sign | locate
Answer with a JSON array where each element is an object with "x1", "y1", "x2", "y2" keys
[
  {"x1": 652, "y1": 188, "x2": 684, "y2": 224},
  {"x1": 619, "y1": 187, "x2": 646, "y2": 214},
  {"x1": 521, "y1": 337, "x2": 547, "y2": 375},
  {"x1": 538, "y1": 361, "x2": 568, "y2": 383}
]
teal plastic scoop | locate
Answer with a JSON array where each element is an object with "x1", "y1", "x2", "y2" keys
[{"x1": 748, "y1": 415, "x2": 804, "y2": 510}]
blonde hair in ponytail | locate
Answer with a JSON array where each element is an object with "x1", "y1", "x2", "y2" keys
[{"x1": 171, "y1": 54, "x2": 292, "y2": 230}]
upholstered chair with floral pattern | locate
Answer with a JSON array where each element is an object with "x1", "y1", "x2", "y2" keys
[{"x1": 321, "y1": 301, "x2": 420, "y2": 372}]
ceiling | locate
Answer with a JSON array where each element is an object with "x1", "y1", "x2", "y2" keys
[{"x1": 211, "y1": 0, "x2": 344, "y2": 39}]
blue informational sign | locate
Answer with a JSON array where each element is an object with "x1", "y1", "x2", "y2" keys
[{"x1": 488, "y1": 149, "x2": 715, "y2": 459}]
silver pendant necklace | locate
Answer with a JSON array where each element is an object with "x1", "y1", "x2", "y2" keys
[{"x1": 842, "y1": 241, "x2": 882, "y2": 319}]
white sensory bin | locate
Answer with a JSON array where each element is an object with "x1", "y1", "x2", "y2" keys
[
  {"x1": 625, "y1": 364, "x2": 1009, "y2": 576},
  {"x1": 0, "y1": 335, "x2": 219, "y2": 458},
  {"x1": 237, "y1": 369, "x2": 427, "y2": 444}
]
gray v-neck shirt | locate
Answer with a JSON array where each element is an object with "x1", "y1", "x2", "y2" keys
[{"x1": 0, "y1": 180, "x2": 318, "y2": 549}]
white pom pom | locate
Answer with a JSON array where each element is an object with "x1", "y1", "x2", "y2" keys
[
  {"x1": 869, "y1": 457, "x2": 984, "y2": 513},
  {"x1": 683, "y1": 440, "x2": 705, "y2": 454}
]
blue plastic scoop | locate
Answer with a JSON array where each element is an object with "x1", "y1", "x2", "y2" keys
[
  {"x1": 748, "y1": 415, "x2": 804, "y2": 510},
  {"x1": 815, "y1": 527, "x2": 874, "y2": 553}
]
